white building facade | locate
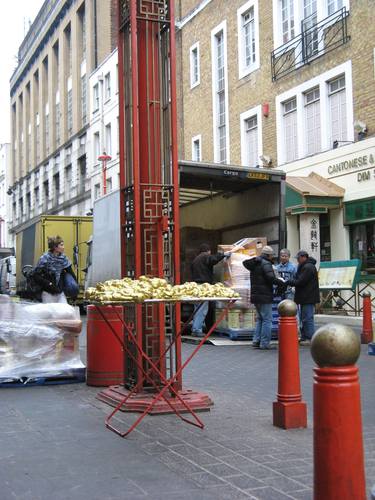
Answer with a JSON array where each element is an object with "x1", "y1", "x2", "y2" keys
[{"x1": 0, "y1": 144, "x2": 11, "y2": 247}]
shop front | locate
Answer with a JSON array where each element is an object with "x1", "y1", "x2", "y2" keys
[{"x1": 281, "y1": 136, "x2": 375, "y2": 276}]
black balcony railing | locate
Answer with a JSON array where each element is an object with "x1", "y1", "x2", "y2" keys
[{"x1": 271, "y1": 8, "x2": 350, "y2": 81}]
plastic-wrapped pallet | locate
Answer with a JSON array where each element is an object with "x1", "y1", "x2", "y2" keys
[{"x1": 0, "y1": 297, "x2": 84, "y2": 384}]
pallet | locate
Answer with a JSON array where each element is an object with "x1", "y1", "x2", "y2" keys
[
  {"x1": 215, "y1": 328, "x2": 279, "y2": 341},
  {"x1": 0, "y1": 368, "x2": 86, "y2": 388}
]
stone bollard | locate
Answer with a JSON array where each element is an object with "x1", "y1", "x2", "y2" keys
[
  {"x1": 273, "y1": 300, "x2": 307, "y2": 429},
  {"x1": 311, "y1": 323, "x2": 366, "y2": 500},
  {"x1": 362, "y1": 291, "x2": 373, "y2": 345}
]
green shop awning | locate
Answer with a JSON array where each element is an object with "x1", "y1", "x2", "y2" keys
[
  {"x1": 286, "y1": 172, "x2": 345, "y2": 215},
  {"x1": 344, "y1": 197, "x2": 375, "y2": 224}
]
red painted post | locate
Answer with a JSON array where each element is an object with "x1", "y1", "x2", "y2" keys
[
  {"x1": 98, "y1": 153, "x2": 112, "y2": 196},
  {"x1": 273, "y1": 300, "x2": 307, "y2": 429},
  {"x1": 361, "y1": 291, "x2": 373, "y2": 344},
  {"x1": 311, "y1": 323, "x2": 366, "y2": 500}
]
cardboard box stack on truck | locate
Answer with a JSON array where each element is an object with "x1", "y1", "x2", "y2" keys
[
  {"x1": 16, "y1": 216, "x2": 92, "y2": 302},
  {"x1": 85, "y1": 161, "x2": 286, "y2": 335}
]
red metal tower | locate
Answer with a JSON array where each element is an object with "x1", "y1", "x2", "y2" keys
[{"x1": 97, "y1": 0, "x2": 214, "y2": 417}]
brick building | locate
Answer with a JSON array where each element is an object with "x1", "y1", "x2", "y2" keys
[
  {"x1": 175, "y1": 0, "x2": 375, "y2": 276},
  {"x1": 8, "y1": 0, "x2": 116, "y2": 240}
]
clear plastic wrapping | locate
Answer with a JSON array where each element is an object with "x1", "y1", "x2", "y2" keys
[{"x1": 0, "y1": 296, "x2": 84, "y2": 383}]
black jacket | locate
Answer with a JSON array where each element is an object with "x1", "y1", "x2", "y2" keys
[
  {"x1": 288, "y1": 257, "x2": 320, "y2": 305},
  {"x1": 243, "y1": 256, "x2": 283, "y2": 304},
  {"x1": 191, "y1": 252, "x2": 225, "y2": 284}
]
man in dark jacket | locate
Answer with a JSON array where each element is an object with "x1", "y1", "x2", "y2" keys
[
  {"x1": 287, "y1": 250, "x2": 320, "y2": 344},
  {"x1": 190, "y1": 243, "x2": 230, "y2": 336},
  {"x1": 243, "y1": 246, "x2": 285, "y2": 350}
]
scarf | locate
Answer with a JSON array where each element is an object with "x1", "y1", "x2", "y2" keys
[{"x1": 36, "y1": 251, "x2": 71, "y2": 285}]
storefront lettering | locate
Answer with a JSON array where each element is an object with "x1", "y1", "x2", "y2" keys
[
  {"x1": 357, "y1": 168, "x2": 375, "y2": 182},
  {"x1": 327, "y1": 154, "x2": 373, "y2": 175}
]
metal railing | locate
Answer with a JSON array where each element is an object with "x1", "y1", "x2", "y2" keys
[{"x1": 271, "y1": 8, "x2": 350, "y2": 81}]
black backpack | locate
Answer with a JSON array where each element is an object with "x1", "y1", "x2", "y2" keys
[{"x1": 22, "y1": 265, "x2": 43, "y2": 301}]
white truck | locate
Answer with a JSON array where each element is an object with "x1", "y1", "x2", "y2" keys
[{"x1": 85, "y1": 161, "x2": 286, "y2": 288}]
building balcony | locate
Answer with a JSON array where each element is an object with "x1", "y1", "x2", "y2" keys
[{"x1": 271, "y1": 8, "x2": 350, "y2": 81}]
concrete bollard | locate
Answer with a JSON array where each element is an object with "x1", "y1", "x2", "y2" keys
[
  {"x1": 273, "y1": 300, "x2": 307, "y2": 429},
  {"x1": 362, "y1": 291, "x2": 373, "y2": 345},
  {"x1": 311, "y1": 323, "x2": 366, "y2": 500}
]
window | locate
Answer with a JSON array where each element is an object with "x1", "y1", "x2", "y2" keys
[
  {"x1": 94, "y1": 183, "x2": 101, "y2": 200},
  {"x1": 212, "y1": 22, "x2": 229, "y2": 164},
  {"x1": 67, "y1": 88, "x2": 73, "y2": 135},
  {"x1": 105, "y1": 124, "x2": 112, "y2": 155},
  {"x1": 328, "y1": 0, "x2": 343, "y2": 15},
  {"x1": 302, "y1": 0, "x2": 318, "y2": 59},
  {"x1": 45, "y1": 112, "x2": 50, "y2": 155},
  {"x1": 328, "y1": 75, "x2": 347, "y2": 145},
  {"x1": 189, "y1": 43, "x2": 200, "y2": 88},
  {"x1": 43, "y1": 180, "x2": 49, "y2": 202},
  {"x1": 104, "y1": 72, "x2": 111, "y2": 100},
  {"x1": 65, "y1": 165, "x2": 72, "y2": 191},
  {"x1": 238, "y1": 1, "x2": 259, "y2": 78},
  {"x1": 106, "y1": 177, "x2": 112, "y2": 192},
  {"x1": 81, "y1": 75, "x2": 87, "y2": 125},
  {"x1": 276, "y1": 61, "x2": 353, "y2": 163},
  {"x1": 351, "y1": 222, "x2": 375, "y2": 271},
  {"x1": 94, "y1": 132, "x2": 100, "y2": 161},
  {"x1": 53, "y1": 173, "x2": 60, "y2": 202},
  {"x1": 283, "y1": 97, "x2": 298, "y2": 162},
  {"x1": 93, "y1": 84, "x2": 99, "y2": 112},
  {"x1": 304, "y1": 87, "x2": 320, "y2": 154},
  {"x1": 192, "y1": 135, "x2": 201, "y2": 161},
  {"x1": 240, "y1": 105, "x2": 262, "y2": 168},
  {"x1": 35, "y1": 113, "x2": 40, "y2": 162},
  {"x1": 55, "y1": 100, "x2": 60, "y2": 145},
  {"x1": 34, "y1": 186, "x2": 40, "y2": 207},
  {"x1": 281, "y1": 0, "x2": 294, "y2": 43}
]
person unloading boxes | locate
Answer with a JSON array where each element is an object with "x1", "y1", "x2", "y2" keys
[
  {"x1": 243, "y1": 246, "x2": 285, "y2": 350},
  {"x1": 190, "y1": 243, "x2": 231, "y2": 337}
]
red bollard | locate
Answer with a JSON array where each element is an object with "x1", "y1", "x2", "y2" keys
[
  {"x1": 273, "y1": 300, "x2": 307, "y2": 429},
  {"x1": 311, "y1": 323, "x2": 366, "y2": 500},
  {"x1": 361, "y1": 291, "x2": 373, "y2": 344}
]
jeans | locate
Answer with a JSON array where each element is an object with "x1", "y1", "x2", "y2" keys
[
  {"x1": 299, "y1": 304, "x2": 315, "y2": 340},
  {"x1": 253, "y1": 303, "x2": 273, "y2": 348},
  {"x1": 192, "y1": 301, "x2": 209, "y2": 334}
]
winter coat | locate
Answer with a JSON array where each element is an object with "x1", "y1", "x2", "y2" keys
[
  {"x1": 288, "y1": 257, "x2": 320, "y2": 305},
  {"x1": 243, "y1": 256, "x2": 284, "y2": 304},
  {"x1": 191, "y1": 252, "x2": 225, "y2": 284}
]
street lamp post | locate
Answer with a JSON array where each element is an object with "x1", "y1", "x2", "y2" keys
[{"x1": 98, "y1": 152, "x2": 112, "y2": 196}]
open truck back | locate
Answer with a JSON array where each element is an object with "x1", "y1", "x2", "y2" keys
[
  {"x1": 86, "y1": 161, "x2": 286, "y2": 287},
  {"x1": 16, "y1": 215, "x2": 92, "y2": 300}
]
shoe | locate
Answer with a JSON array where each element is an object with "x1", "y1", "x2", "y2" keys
[
  {"x1": 191, "y1": 331, "x2": 205, "y2": 338},
  {"x1": 252, "y1": 342, "x2": 260, "y2": 349},
  {"x1": 299, "y1": 339, "x2": 311, "y2": 346},
  {"x1": 259, "y1": 345, "x2": 276, "y2": 350}
]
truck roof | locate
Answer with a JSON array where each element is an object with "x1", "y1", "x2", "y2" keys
[{"x1": 178, "y1": 160, "x2": 286, "y2": 206}]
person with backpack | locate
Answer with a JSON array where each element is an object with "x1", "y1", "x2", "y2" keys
[
  {"x1": 243, "y1": 246, "x2": 285, "y2": 350},
  {"x1": 33, "y1": 235, "x2": 79, "y2": 303}
]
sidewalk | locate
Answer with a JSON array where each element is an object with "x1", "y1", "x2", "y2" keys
[{"x1": 1, "y1": 338, "x2": 375, "y2": 499}]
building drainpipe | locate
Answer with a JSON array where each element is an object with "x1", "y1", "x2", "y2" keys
[
  {"x1": 279, "y1": 177, "x2": 286, "y2": 249},
  {"x1": 93, "y1": 0, "x2": 98, "y2": 68}
]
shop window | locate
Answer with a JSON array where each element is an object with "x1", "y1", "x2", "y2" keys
[
  {"x1": 351, "y1": 222, "x2": 375, "y2": 273},
  {"x1": 319, "y1": 213, "x2": 331, "y2": 262}
]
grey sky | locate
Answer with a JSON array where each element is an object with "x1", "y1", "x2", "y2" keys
[{"x1": 0, "y1": 0, "x2": 44, "y2": 144}]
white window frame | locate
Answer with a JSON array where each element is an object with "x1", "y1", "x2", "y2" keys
[
  {"x1": 105, "y1": 123, "x2": 112, "y2": 156},
  {"x1": 93, "y1": 131, "x2": 100, "y2": 162},
  {"x1": 240, "y1": 105, "x2": 262, "y2": 167},
  {"x1": 189, "y1": 42, "x2": 200, "y2": 88},
  {"x1": 211, "y1": 21, "x2": 230, "y2": 164},
  {"x1": 93, "y1": 83, "x2": 99, "y2": 112},
  {"x1": 104, "y1": 72, "x2": 111, "y2": 100},
  {"x1": 276, "y1": 60, "x2": 353, "y2": 165},
  {"x1": 237, "y1": 0, "x2": 260, "y2": 79},
  {"x1": 191, "y1": 134, "x2": 202, "y2": 161},
  {"x1": 272, "y1": 0, "x2": 350, "y2": 50}
]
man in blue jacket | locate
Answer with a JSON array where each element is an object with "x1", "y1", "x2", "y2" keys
[
  {"x1": 276, "y1": 248, "x2": 296, "y2": 300},
  {"x1": 243, "y1": 246, "x2": 285, "y2": 350}
]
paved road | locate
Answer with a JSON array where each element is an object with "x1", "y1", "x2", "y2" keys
[{"x1": 1, "y1": 331, "x2": 375, "y2": 499}]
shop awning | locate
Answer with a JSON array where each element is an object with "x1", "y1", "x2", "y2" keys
[{"x1": 286, "y1": 172, "x2": 345, "y2": 215}]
